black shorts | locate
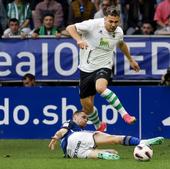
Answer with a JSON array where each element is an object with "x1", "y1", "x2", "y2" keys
[{"x1": 79, "y1": 68, "x2": 111, "y2": 98}]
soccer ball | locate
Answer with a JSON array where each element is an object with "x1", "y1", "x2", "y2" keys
[{"x1": 133, "y1": 144, "x2": 153, "y2": 161}]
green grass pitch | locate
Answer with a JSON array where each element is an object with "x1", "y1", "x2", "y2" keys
[{"x1": 0, "y1": 139, "x2": 169, "y2": 169}]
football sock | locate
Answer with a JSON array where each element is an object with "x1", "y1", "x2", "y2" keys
[
  {"x1": 123, "y1": 136, "x2": 140, "y2": 145},
  {"x1": 101, "y1": 88, "x2": 127, "y2": 118},
  {"x1": 88, "y1": 107, "x2": 100, "y2": 129}
]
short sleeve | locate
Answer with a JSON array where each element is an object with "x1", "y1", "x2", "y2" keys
[
  {"x1": 61, "y1": 120, "x2": 73, "y2": 130},
  {"x1": 75, "y1": 19, "x2": 95, "y2": 34},
  {"x1": 115, "y1": 26, "x2": 124, "y2": 42}
]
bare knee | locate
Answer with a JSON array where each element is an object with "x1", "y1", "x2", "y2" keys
[
  {"x1": 95, "y1": 79, "x2": 108, "y2": 94},
  {"x1": 96, "y1": 85, "x2": 107, "y2": 94}
]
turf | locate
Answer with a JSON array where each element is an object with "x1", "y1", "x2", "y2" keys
[{"x1": 0, "y1": 139, "x2": 169, "y2": 169}]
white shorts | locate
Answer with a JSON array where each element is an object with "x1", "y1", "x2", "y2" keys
[{"x1": 66, "y1": 131, "x2": 97, "y2": 158}]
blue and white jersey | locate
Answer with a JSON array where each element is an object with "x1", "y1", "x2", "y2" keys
[{"x1": 60, "y1": 120, "x2": 83, "y2": 156}]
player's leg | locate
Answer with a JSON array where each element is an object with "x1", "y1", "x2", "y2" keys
[
  {"x1": 81, "y1": 97, "x2": 106, "y2": 131},
  {"x1": 95, "y1": 69, "x2": 136, "y2": 124},
  {"x1": 80, "y1": 70, "x2": 106, "y2": 131},
  {"x1": 80, "y1": 96, "x2": 94, "y2": 115},
  {"x1": 87, "y1": 149, "x2": 120, "y2": 160},
  {"x1": 67, "y1": 131, "x2": 119, "y2": 160},
  {"x1": 94, "y1": 132, "x2": 164, "y2": 146},
  {"x1": 94, "y1": 132, "x2": 141, "y2": 146},
  {"x1": 101, "y1": 88, "x2": 136, "y2": 124}
]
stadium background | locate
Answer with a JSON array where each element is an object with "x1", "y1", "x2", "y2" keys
[
  {"x1": 0, "y1": 36, "x2": 170, "y2": 139},
  {"x1": 0, "y1": 1, "x2": 170, "y2": 168},
  {"x1": 0, "y1": 36, "x2": 170, "y2": 169}
]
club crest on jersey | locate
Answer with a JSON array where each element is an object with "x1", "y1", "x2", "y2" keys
[{"x1": 99, "y1": 37, "x2": 109, "y2": 48}]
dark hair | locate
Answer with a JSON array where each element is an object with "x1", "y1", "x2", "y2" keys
[
  {"x1": 22, "y1": 73, "x2": 35, "y2": 81},
  {"x1": 142, "y1": 20, "x2": 153, "y2": 25},
  {"x1": 73, "y1": 110, "x2": 83, "y2": 114},
  {"x1": 72, "y1": 110, "x2": 84, "y2": 117},
  {"x1": 106, "y1": 6, "x2": 120, "y2": 17},
  {"x1": 42, "y1": 12, "x2": 54, "y2": 20},
  {"x1": 9, "y1": 18, "x2": 19, "y2": 24}
]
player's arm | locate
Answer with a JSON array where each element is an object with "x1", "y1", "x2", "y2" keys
[
  {"x1": 118, "y1": 40, "x2": 140, "y2": 72},
  {"x1": 48, "y1": 128, "x2": 68, "y2": 150},
  {"x1": 66, "y1": 24, "x2": 88, "y2": 49}
]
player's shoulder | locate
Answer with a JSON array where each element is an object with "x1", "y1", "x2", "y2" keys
[
  {"x1": 92, "y1": 18, "x2": 104, "y2": 26},
  {"x1": 84, "y1": 18, "x2": 104, "y2": 25},
  {"x1": 62, "y1": 120, "x2": 72, "y2": 128},
  {"x1": 114, "y1": 26, "x2": 124, "y2": 39},
  {"x1": 89, "y1": 18, "x2": 104, "y2": 30},
  {"x1": 75, "y1": 18, "x2": 104, "y2": 32},
  {"x1": 115, "y1": 26, "x2": 124, "y2": 35},
  {"x1": 93, "y1": 18, "x2": 104, "y2": 22}
]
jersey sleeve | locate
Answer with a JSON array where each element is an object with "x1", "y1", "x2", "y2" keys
[
  {"x1": 116, "y1": 26, "x2": 124, "y2": 42},
  {"x1": 61, "y1": 120, "x2": 73, "y2": 130},
  {"x1": 75, "y1": 19, "x2": 95, "y2": 34}
]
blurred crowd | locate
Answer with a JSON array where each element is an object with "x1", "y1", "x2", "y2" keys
[{"x1": 0, "y1": 0, "x2": 170, "y2": 38}]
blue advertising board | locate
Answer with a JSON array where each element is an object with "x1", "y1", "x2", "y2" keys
[
  {"x1": 0, "y1": 36, "x2": 170, "y2": 81},
  {"x1": 0, "y1": 86, "x2": 169, "y2": 139},
  {"x1": 141, "y1": 87, "x2": 170, "y2": 138}
]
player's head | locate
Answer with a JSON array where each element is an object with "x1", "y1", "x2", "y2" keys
[
  {"x1": 104, "y1": 6, "x2": 120, "y2": 32},
  {"x1": 73, "y1": 110, "x2": 88, "y2": 128},
  {"x1": 22, "y1": 73, "x2": 36, "y2": 87}
]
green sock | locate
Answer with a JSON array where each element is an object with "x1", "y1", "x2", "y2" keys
[
  {"x1": 88, "y1": 107, "x2": 100, "y2": 129},
  {"x1": 101, "y1": 88, "x2": 127, "y2": 118}
]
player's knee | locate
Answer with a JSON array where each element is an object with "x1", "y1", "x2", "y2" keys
[{"x1": 96, "y1": 85, "x2": 106, "y2": 94}]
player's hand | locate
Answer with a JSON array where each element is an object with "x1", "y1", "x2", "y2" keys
[
  {"x1": 48, "y1": 137, "x2": 57, "y2": 150},
  {"x1": 77, "y1": 40, "x2": 88, "y2": 49},
  {"x1": 129, "y1": 59, "x2": 140, "y2": 72}
]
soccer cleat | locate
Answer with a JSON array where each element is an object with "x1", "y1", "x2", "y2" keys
[
  {"x1": 98, "y1": 152, "x2": 120, "y2": 160},
  {"x1": 123, "y1": 114, "x2": 136, "y2": 124},
  {"x1": 140, "y1": 137, "x2": 164, "y2": 145},
  {"x1": 97, "y1": 122, "x2": 107, "y2": 132}
]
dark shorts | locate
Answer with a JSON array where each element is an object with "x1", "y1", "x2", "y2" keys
[{"x1": 79, "y1": 68, "x2": 111, "y2": 98}]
